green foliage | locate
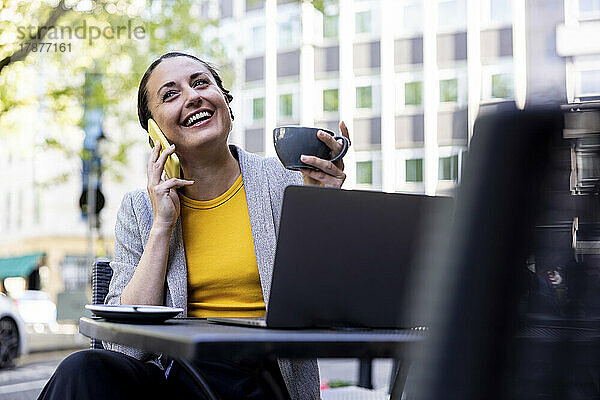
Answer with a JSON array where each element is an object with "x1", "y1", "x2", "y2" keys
[
  {"x1": 35, "y1": 172, "x2": 71, "y2": 190},
  {"x1": 312, "y1": 0, "x2": 325, "y2": 13},
  {"x1": 0, "y1": 0, "x2": 227, "y2": 185},
  {"x1": 326, "y1": 380, "x2": 353, "y2": 388}
]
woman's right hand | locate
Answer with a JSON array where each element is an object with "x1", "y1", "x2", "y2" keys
[{"x1": 147, "y1": 143, "x2": 194, "y2": 232}]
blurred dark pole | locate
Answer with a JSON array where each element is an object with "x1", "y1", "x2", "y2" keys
[
  {"x1": 81, "y1": 71, "x2": 105, "y2": 264},
  {"x1": 27, "y1": 269, "x2": 41, "y2": 291},
  {"x1": 358, "y1": 359, "x2": 373, "y2": 389},
  {"x1": 409, "y1": 108, "x2": 562, "y2": 400}
]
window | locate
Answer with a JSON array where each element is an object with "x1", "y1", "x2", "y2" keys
[
  {"x1": 252, "y1": 97, "x2": 264, "y2": 120},
  {"x1": 323, "y1": 14, "x2": 338, "y2": 38},
  {"x1": 355, "y1": 11, "x2": 371, "y2": 34},
  {"x1": 406, "y1": 159, "x2": 423, "y2": 182},
  {"x1": 279, "y1": 17, "x2": 300, "y2": 49},
  {"x1": 491, "y1": 73, "x2": 513, "y2": 98},
  {"x1": 403, "y1": 4, "x2": 423, "y2": 33},
  {"x1": 356, "y1": 86, "x2": 372, "y2": 109},
  {"x1": 251, "y1": 25, "x2": 265, "y2": 53},
  {"x1": 579, "y1": 0, "x2": 600, "y2": 17},
  {"x1": 279, "y1": 94, "x2": 293, "y2": 118},
  {"x1": 437, "y1": 33, "x2": 467, "y2": 63},
  {"x1": 200, "y1": 1, "x2": 210, "y2": 19},
  {"x1": 246, "y1": 0, "x2": 264, "y2": 11},
  {"x1": 490, "y1": 0, "x2": 511, "y2": 24},
  {"x1": 354, "y1": 41, "x2": 380, "y2": 70},
  {"x1": 438, "y1": 0, "x2": 457, "y2": 29},
  {"x1": 395, "y1": 37, "x2": 423, "y2": 65},
  {"x1": 353, "y1": 118, "x2": 381, "y2": 150},
  {"x1": 356, "y1": 161, "x2": 373, "y2": 184},
  {"x1": 438, "y1": 0, "x2": 466, "y2": 30},
  {"x1": 405, "y1": 81, "x2": 423, "y2": 106},
  {"x1": 580, "y1": 70, "x2": 600, "y2": 95},
  {"x1": 395, "y1": 115, "x2": 424, "y2": 146},
  {"x1": 279, "y1": 22, "x2": 293, "y2": 49},
  {"x1": 315, "y1": 45, "x2": 339, "y2": 73},
  {"x1": 245, "y1": 56, "x2": 264, "y2": 81},
  {"x1": 245, "y1": 128, "x2": 264, "y2": 153},
  {"x1": 439, "y1": 155, "x2": 459, "y2": 181},
  {"x1": 440, "y1": 79, "x2": 458, "y2": 103},
  {"x1": 221, "y1": 0, "x2": 234, "y2": 18},
  {"x1": 278, "y1": 51, "x2": 300, "y2": 77},
  {"x1": 323, "y1": 89, "x2": 339, "y2": 112}
]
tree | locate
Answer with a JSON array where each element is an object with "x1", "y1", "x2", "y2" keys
[
  {"x1": 0, "y1": 0, "x2": 227, "y2": 184},
  {"x1": 0, "y1": 1, "x2": 70, "y2": 75}
]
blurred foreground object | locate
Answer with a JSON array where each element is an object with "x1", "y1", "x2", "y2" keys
[{"x1": 408, "y1": 105, "x2": 600, "y2": 399}]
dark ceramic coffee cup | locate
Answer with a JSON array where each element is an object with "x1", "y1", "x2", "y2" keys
[{"x1": 273, "y1": 126, "x2": 350, "y2": 171}]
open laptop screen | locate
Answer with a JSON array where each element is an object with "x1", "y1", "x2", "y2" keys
[{"x1": 265, "y1": 186, "x2": 453, "y2": 329}]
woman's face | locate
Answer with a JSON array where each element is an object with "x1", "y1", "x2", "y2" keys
[{"x1": 145, "y1": 57, "x2": 232, "y2": 156}]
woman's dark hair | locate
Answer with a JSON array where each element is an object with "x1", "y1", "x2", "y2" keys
[{"x1": 137, "y1": 52, "x2": 234, "y2": 131}]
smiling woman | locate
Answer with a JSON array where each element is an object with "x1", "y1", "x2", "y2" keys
[
  {"x1": 38, "y1": 51, "x2": 351, "y2": 400},
  {"x1": 136, "y1": 53, "x2": 234, "y2": 133}
]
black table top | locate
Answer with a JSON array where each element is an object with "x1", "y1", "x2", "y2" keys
[{"x1": 79, "y1": 317, "x2": 424, "y2": 361}]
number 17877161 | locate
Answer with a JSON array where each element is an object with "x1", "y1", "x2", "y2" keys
[{"x1": 20, "y1": 42, "x2": 71, "y2": 53}]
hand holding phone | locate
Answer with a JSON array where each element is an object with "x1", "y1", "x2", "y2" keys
[{"x1": 148, "y1": 119, "x2": 182, "y2": 179}]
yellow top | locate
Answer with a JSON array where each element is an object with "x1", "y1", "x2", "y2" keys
[{"x1": 180, "y1": 174, "x2": 266, "y2": 317}]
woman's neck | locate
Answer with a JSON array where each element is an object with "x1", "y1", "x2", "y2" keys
[{"x1": 179, "y1": 145, "x2": 241, "y2": 201}]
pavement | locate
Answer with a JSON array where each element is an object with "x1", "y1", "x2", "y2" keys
[
  {"x1": 25, "y1": 323, "x2": 89, "y2": 353},
  {"x1": 319, "y1": 359, "x2": 395, "y2": 400},
  {"x1": 0, "y1": 349, "x2": 82, "y2": 400},
  {"x1": 321, "y1": 387, "x2": 392, "y2": 400}
]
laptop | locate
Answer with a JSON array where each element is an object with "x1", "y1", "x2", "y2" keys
[{"x1": 208, "y1": 185, "x2": 452, "y2": 329}]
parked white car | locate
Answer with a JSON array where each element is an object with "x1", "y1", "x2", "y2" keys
[
  {"x1": 14, "y1": 290, "x2": 57, "y2": 326},
  {"x1": 0, "y1": 292, "x2": 27, "y2": 368}
]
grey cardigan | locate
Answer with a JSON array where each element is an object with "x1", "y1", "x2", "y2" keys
[{"x1": 104, "y1": 145, "x2": 321, "y2": 399}]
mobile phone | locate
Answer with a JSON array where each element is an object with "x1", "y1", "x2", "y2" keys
[{"x1": 148, "y1": 119, "x2": 182, "y2": 179}]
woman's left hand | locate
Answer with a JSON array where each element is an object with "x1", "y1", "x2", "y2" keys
[{"x1": 299, "y1": 121, "x2": 351, "y2": 188}]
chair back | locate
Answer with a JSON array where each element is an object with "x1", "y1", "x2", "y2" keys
[{"x1": 90, "y1": 260, "x2": 112, "y2": 349}]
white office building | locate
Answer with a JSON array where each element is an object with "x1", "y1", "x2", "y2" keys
[
  {"x1": 558, "y1": 0, "x2": 600, "y2": 103},
  {"x1": 207, "y1": 0, "x2": 521, "y2": 195}
]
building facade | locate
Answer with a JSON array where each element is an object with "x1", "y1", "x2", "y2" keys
[
  {"x1": 210, "y1": 0, "x2": 520, "y2": 195},
  {"x1": 558, "y1": 0, "x2": 600, "y2": 103}
]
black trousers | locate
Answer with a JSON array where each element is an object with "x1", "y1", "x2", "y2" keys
[{"x1": 38, "y1": 349, "x2": 290, "y2": 400}]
